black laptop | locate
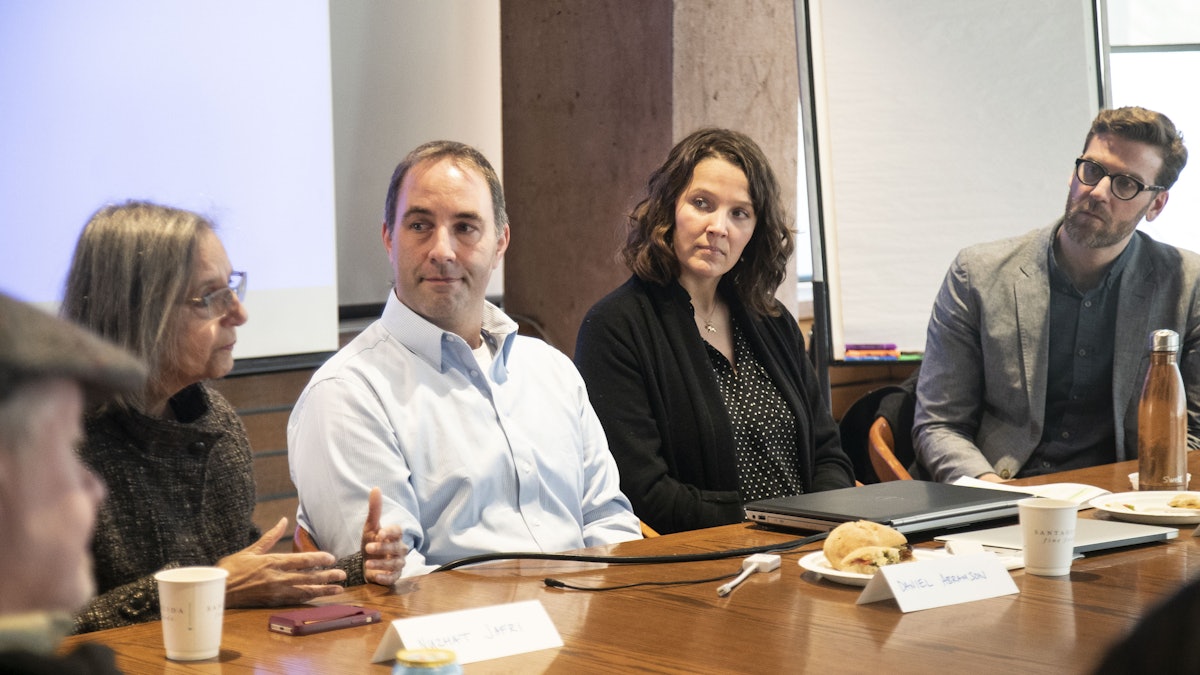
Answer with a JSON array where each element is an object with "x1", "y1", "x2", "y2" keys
[{"x1": 743, "y1": 480, "x2": 1031, "y2": 534}]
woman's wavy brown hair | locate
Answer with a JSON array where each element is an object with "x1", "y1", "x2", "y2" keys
[{"x1": 621, "y1": 128, "x2": 794, "y2": 317}]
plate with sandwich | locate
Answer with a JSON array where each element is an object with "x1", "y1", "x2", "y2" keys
[
  {"x1": 799, "y1": 520, "x2": 920, "y2": 587},
  {"x1": 1090, "y1": 491, "x2": 1200, "y2": 525},
  {"x1": 799, "y1": 549, "x2": 935, "y2": 586}
]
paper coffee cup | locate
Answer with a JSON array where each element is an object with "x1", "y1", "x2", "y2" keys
[
  {"x1": 154, "y1": 566, "x2": 229, "y2": 661},
  {"x1": 1018, "y1": 498, "x2": 1077, "y2": 577}
]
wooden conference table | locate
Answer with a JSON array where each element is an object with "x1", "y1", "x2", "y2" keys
[{"x1": 62, "y1": 455, "x2": 1200, "y2": 674}]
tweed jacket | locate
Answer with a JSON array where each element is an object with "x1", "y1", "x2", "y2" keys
[
  {"x1": 914, "y1": 223, "x2": 1200, "y2": 482},
  {"x1": 72, "y1": 383, "x2": 364, "y2": 633}
]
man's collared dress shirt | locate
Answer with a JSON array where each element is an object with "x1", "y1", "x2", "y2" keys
[{"x1": 288, "y1": 293, "x2": 641, "y2": 575}]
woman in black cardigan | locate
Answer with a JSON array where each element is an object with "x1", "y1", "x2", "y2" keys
[{"x1": 575, "y1": 129, "x2": 854, "y2": 534}]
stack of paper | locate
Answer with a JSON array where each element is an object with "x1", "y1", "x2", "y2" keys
[{"x1": 952, "y1": 475, "x2": 1110, "y2": 509}]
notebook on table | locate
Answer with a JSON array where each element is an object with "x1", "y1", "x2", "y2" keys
[
  {"x1": 744, "y1": 480, "x2": 1030, "y2": 534},
  {"x1": 935, "y1": 518, "x2": 1178, "y2": 554}
]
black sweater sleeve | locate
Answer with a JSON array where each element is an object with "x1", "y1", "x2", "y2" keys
[{"x1": 755, "y1": 311, "x2": 855, "y2": 492}]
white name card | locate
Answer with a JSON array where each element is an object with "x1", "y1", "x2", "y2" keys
[
  {"x1": 370, "y1": 599, "x2": 563, "y2": 664},
  {"x1": 857, "y1": 553, "x2": 1018, "y2": 612}
]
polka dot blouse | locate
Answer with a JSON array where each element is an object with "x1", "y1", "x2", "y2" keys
[{"x1": 704, "y1": 320, "x2": 804, "y2": 503}]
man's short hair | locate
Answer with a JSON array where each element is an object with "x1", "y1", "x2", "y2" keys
[
  {"x1": 1085, "y1": 107, "x2": 1188, "y2": 189},
  {"x1": 383, "y1": 141, "x2": 508, "y2": 237}
]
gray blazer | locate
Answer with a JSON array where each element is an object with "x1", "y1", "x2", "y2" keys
[{"x1": 914, "y1": 223, "x2": 1200, "y2": 482}]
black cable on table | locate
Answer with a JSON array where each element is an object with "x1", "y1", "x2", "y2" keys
[{"x1": 431, "y1": 530, "x2": 828, "y2": 573}]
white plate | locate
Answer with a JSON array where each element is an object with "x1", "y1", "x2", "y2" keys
[
  {"x1": 1090, "y1": 491, "x2": 1200, "y2": 525},
  {"x1": 798, "y1": 549, "x2": 934, "y2": 587}
]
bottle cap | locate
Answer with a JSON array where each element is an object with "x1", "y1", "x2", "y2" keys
[{"x1": 1149, "y1": 329, "x2": 1180, "y2": 353}]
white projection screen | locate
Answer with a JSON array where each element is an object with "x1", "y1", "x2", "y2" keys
[{"x1": 0, "y1": 1, "x2": 338, "y2": 361}]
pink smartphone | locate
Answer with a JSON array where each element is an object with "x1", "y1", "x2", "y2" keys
[{"x1": 268, "y1": 604, "x2": 383, "y2": 636}]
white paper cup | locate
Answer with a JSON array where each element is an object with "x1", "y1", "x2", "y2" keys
[
  {"x1": 154, "y1": 566, "x2": 229, "y2": 661},
  {"x1": 1018, "y1": 498, "x2": 1077, "y2": 577}
]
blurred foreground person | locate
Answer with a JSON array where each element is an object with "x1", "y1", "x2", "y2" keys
[{"x1": 0, "y1": 291, "x2": 144, "y2": 672}]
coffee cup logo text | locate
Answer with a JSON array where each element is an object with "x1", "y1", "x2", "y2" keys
[{"x1": 1034, "y1": 528, "x2": 1073, "y2": 544}]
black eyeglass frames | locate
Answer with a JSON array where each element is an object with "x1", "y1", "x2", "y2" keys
[{"x1": 1074, "y1": 157, "x2": 1165, "y2": 201}]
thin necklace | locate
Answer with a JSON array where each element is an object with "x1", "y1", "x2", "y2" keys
[{"x1": 696, "y1": 303, "x2": 718, "y2": 334}]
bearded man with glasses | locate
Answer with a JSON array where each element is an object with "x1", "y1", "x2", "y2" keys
[{"x1": 914, "y1": 106, "x2": 1198, "y2": 483}]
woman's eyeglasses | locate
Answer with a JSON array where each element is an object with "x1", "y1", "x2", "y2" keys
[{"x1": 185, "y1": 271, "x2": 246, "y2": 318}]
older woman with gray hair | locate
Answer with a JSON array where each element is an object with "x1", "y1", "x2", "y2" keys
[{"x1": 62, "y1": 201, "x2": 404, "y2": 634}]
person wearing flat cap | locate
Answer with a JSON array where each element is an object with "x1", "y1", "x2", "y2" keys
[{"x1": 0, "y1": 291, "x2": 145, "y2": 673}]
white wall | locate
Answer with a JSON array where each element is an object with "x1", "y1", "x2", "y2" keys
[
  {"x1": 1107, "y1": 0, "x2": 1200, "y2": 257},
  {"x1": 330, "y1": 1, "x2": 503, "y2": 308}
]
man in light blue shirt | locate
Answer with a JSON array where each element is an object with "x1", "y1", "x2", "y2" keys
[{"x1": 288, "y1": 141, "x2": 641, "y2": 576}]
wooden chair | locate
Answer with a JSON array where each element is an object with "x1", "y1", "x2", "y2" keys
[
  {"x1": 293, "y1": 524, "x2": 319, "y2": 553},
  {"x1": 640, "y1": 520, "x2": 660, "y2": 538},
  {"x1": 867, "y1": 417, "x2": 913, "y2": 482}
]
